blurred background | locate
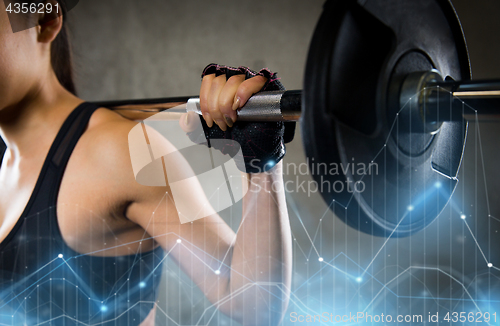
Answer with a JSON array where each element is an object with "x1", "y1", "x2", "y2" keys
[{"x1": 67, "y1": 0, "x2": 500, "y2": 324}]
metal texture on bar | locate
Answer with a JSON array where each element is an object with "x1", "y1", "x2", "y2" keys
[{"x1": 94, "y1": 91, "x2": 302, "y2": 122}]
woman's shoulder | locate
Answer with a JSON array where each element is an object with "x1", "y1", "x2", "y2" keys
[
  {"x1": 88, "y1": 107, "x2": 137, "y2": 130},
  {"x1": 84, "y1": 107, "x2": 138, "y2": 154},
  {"x1": 75, "y1": 107, "x2": 175, "y2": 186},
  {"x1": 73, "y1": 108, "x2": 141, "y2": 181},
  {"x1": 84, "y1": 107, "x2": 176, "y2": 154}
]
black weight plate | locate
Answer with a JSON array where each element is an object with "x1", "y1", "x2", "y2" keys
[{"x1": 301, "y1": 0, "x2": 470, "y2": 237}]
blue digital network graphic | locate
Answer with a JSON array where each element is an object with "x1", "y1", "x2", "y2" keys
[{"x1": 1, "y1": 87, "x2": 499, "y2": 325}]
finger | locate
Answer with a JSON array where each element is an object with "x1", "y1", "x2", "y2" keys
[
  {"x1": 179, "y1": 111, "x2": 199, "y2": 133},
  {"x1": 200, "y1": 74, "x2": 215, "y2": 128},
  {"x1": 208, "y1": 75, "x2": 228, "y2": 131},
  {"x1": 218, "y1": 75, "x2": 245, "y2": 127},
  {"x1": 234, "y1": 75, "x2": 268, "y2": 109}
]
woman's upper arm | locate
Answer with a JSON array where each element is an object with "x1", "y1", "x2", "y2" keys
[{"x1": 122, "y1": 122, "x2": 236, "y2": 253}]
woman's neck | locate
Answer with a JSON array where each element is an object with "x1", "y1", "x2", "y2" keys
[{"x1": 0, "y1": 74, "x2": 83, "y2": 163}]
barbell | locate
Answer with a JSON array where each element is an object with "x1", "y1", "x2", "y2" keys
[{"x1": 95, "y1": 0, "x2": 500, "y2": 237}]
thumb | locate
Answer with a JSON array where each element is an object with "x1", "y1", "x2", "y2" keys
[{"x1": 179, "y1": 111, "x2": 199, "y2": 133}]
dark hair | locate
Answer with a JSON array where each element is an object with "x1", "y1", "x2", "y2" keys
[{"x1": 50, "y1": 0, "x2": 76, "y2": 95}]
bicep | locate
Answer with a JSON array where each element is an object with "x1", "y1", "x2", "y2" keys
[
  {"x1": 125, "y1": 170, "x2": 237, "y2": 297},
  {"x1": 126, "y1": 175, "x2": 235, "y2": 253},
  {"x1": 125, "y1": 125, "x2": 236, "y2": 258}
]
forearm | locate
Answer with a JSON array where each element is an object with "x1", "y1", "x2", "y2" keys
[
  {"x1": 131, "y1": 153, "x2": 292, "y2": 325},
  {"x1": 223, "y1": 161, "x2": 293, "y2": 325}
]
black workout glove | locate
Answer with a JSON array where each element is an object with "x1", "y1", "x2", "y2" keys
[{"x1": 188, "y1": 63, "x2": 295, "y2": 173}]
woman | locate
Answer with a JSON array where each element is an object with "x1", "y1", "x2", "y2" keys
[{"x1": 0, "y1": 1, "x2": 292, "y2": 325}]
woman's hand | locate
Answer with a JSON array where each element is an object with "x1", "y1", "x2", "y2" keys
[
  {"x1": 179, "y1": 65, "x2": 290, "y2": 174},
  {"x1": 197, "y1": 73, "x2": 267, "y2": 131}
]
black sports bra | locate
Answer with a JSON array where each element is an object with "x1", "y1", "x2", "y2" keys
[{"x1": 0, "y1": 103, "x2": 164, "y2": 325}]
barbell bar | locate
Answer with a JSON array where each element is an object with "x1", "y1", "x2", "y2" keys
[
  {"x1": 93, "y1": 0, "x2": 499, "y2": 238},
  {"x1": 95, "y1": 79, "x2": 499, "y2": 124},
  {"x1": 95, "y1": 90, "x2": 303, "y2": 122}
]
